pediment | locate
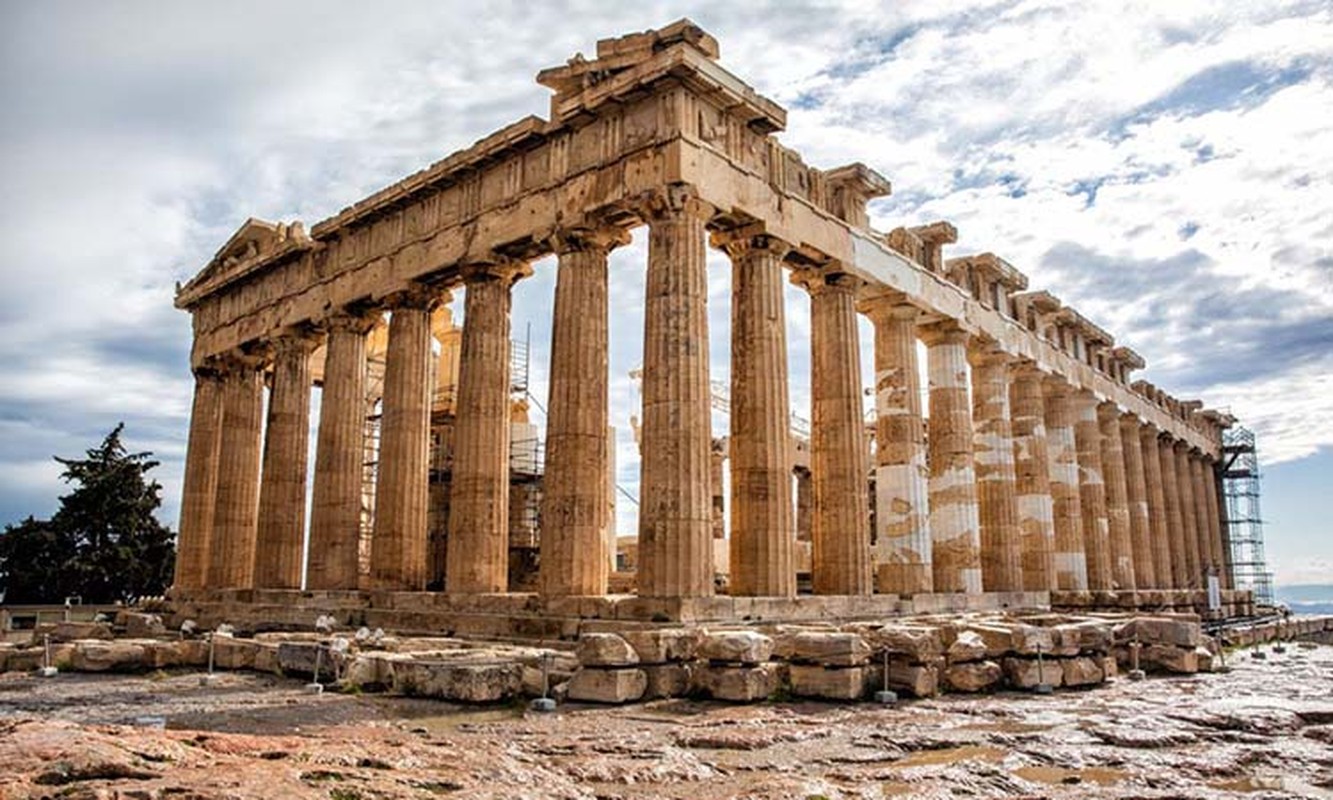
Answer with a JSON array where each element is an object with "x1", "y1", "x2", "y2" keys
[{"x1": 178, "y1": 217, "x2": 311, "y2": 305}]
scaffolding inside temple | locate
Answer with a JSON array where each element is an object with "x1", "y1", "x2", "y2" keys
[{"x1": 1221, "y1": 425, "x2": 1274, "y2": 606}]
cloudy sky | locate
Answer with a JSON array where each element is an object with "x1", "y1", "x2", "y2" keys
[{"x1": 2, "y1": 1, "x2": 1329, "y2": 588}]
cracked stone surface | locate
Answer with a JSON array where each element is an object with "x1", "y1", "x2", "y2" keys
[{"x1": 2, "y1": 643, "x2": 1331, "y2": 798}]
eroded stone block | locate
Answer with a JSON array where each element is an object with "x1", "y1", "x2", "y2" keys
[
  {"x1": 699, "y1": 630, "x2": 772, "y2": 664},
  {"x1": 944, "y1": 660, "x2": 1002, "y2": 692},
  {"x1": 567, "y1": 667, "x2": 648, "y2": 703},
  {"x1": 577, "y1": 633, "x2": 640, "y2": 667},
  {"x1": 790, "y1": 632, "x2": 871, "y2": 667},
  {"x1": 789, "y1": 664, "x2": 865, "y2": 700},
  {"x1": 393, "y1": 660, "x2": 523, "y2": 703},
  {"x1": 697, "y1": 663, "x2": 778, "y2": 701}
]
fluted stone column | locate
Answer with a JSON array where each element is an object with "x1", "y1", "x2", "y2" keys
[
  {"x1": 1189, "y1": 453, "x2": 1215, "y2": 583},
  {"x1": 307, "y1": 312, "x2": 376, "y2": 590},
  {"x1": 540, "y1": 228, "x2": 626, "y2": 597},
  {"x1": 923, "y1": 323, "x2": 982, "y2": 594},
  {"x1": 1174, "y1": 442, "x2": 1202, "y2": 587},
  {"x1": 373, "y1": 288, "x2": 442, "y2": 591},
  {"x1": 1158, "y1": 435, "x2": 1189, "y2": 589},
  {"x1": 449, "y1": 264, "x2": 526, "y2": 594},
  {"x1": 1120, "y1": 415, "x2": 1157, "y2": 589},
  {"x1": 1140, "y1": 426, "x2": 1173, "y2": 589},
  {"x1": 1203, "y1": 457, "x2": 1229, "y2": 589},
  {"x1": 175, "y1": 367, "x2": 224, "y2": 590},
  {"x1": 722, "y1": 231, "x2": 796, "y2": 597},
  {"x1": 802, "y1": 269, "x2": 871, "y2": 595},
  {"x1": 1073, "y1": 392, "x2": 1112, "y2": 591},
  {"x1": 254, "y1": 333, "x2": 316, "y2": 590},
  {"x1": 969, "y1": 344, "x2": 1022, "y2": 592},
  {"x1": 863, "y1": 296, "x2": 931, "y2": 595},
  {"x1": 1043, "y1": 379, "x2": 1087, "y2": 590},
  {"x1": 637, "y1": 191, "x2": 714, "y2": 598},
  {"x1": 1010, "y1": 363, "x2": 1056, "y2": 591},
  {"x1": 207, "y1": 357, "x2": 265, "y2": 589},
  {"x1": 1097, "y1": 402, "x2": 1135, "y2": 590}
]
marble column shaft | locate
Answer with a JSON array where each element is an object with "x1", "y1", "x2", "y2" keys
[
  {"x1": 865, "y1": 299, "x2": 931, "y2": 595},
  {"x1": 449, "y1": 268, "x2": 523, "y2": 594},
  {"x1": 924, "y1": 324, "x2": 983, "y2": 594},
  {"x1": 1158, "y1": 437, "x2": 1189, "y2": 588},
  {"x1": 175, "y1": 369, "x2": 224, "y2": 589},
  {"x1": 725, "y1": 233, "x2": 796, "y2": 597},
  {"x1": 1097, "y1": 403, "x2": 1136, "y2": 590},
  {"x1": 637, "y1": 196, "x2": 714, "y2": 598},
  {"x1": 1202, "y1": 458, "x2": 1230, "y2": 589},
  {"x1": 969, "y1": 346, "x2": 1022, "y2": 592},
  {"x1": 254, "y1": 334, "x2": 315, "y2": 590},
  {"x1": 1043, "y1": 380, "x2": 1087, "y2": 590},
  {"x1": 373, "y1": 292, "x2": 438, "y2": 591},
  {"x1": 1119, "y1": 415, "x2": 1157, "y2": 590},
  {"x1": 1010, "y1": 364, "x2": 1056, "y2": 592},
  {"x1": 540, "y1": 230, "x2": 623, "y2": 597},
  {"x1": 1073, "y1": 392, "x2": 1112, "y2": 591},
  {"x1": 1173, "y1": 443, "x2": 1202, "y2": 587},
  {"x1": 1189, "y1": 454, "x2": 1215, "y2": 581},
  {"x1": 807, "y1": 271, "x2": 871, "y2": 595},
  {"x1": 307, "y1": 314, "x2": 374, "y2": 590},
  {"x1": 207, "y1": 360, "x2": 265, "y2": 589},
  {"x1": 1140, "y1": 427, "x2": 1174, "y2": 589}
]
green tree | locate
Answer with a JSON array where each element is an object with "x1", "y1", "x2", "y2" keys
[{"x1": 0, "y1": 424, "x2": 175, "y2": 604}]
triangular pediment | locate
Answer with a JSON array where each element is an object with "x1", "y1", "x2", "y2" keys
[{"x1": 177, "y1": 217, "x2": 310, "y2": 306}]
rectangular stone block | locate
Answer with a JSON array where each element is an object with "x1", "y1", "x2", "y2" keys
[
  {"x1": 790, "y1": 632, "x2": 871, "y2": 666},
  {"x1": 212, "y1": 636, "x2": 258, "y2": 670},
  {"x1": 699, "y1": 630, "x2": 773, "y2": 664},
  {"x1": 697, "y1": 663, "x2": 778, "y2": 702},
  {"x1": 393, "y1": 660, "x2": 523, "y2": 703},
  {"x1": 865, "y1": 660, "x2": 939, "y2": 698},
  {"x1": 1143, "y1": 644, "x2": 1198, "y2": 674},
  {"x1": 71, "y1": 641, "x2": 147, "y2": 672},
  {"x1": 567, "y1": 667, "x2": 648, "y2": 703},
  {"x1": 1060, "y1": 656, "x2": 1104, "y2": 686},
  {"x1": 643, "y1": 664, "x2": 693, "y2": 699},
  {"x1": 622, "y1": 629, "x2": 701, "y2": 664},
  {"x1": 1002, "y1": 657, "x2": 1063, "y2": 689},
  {"x1": 789, "y1": 665, "x2": 865, "y2": 700},
  {"x1": 944, "y1": 660, "x2": 1002, "y2": 692}
]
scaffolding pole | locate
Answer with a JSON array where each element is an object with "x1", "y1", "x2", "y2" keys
[{"x1": 1221, "y1": 426, "x2": 1274, "y2": 606}]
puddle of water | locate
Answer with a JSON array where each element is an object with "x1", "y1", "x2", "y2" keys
[
  {"x1": 1015, "y1": 765, "x2": 1127, "y2": 786},
  {"x1": 892, "y1": 745, "x2": 1005, "y2": 768}
]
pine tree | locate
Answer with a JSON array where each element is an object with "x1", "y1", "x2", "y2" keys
[{"x1": 0, "y1": 424, "x2": 175, "y2": 603}]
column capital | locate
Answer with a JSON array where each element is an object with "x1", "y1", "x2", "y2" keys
[
  {"x1": 965, "y1": 337, "x2": 1012, "y2": 368},
  {"x1": 790, "y1": 265, "x2": 863, "y2": 296},
  {"x1": 215, "y1": 347, "x2": 268, "y2": 376},
  {"x1": 633, "y1": 183, "x2": 716, "y2": 224},
  {"x1": 1096, "y1": 399, "x2": 1122, "y2": 422},
  {"x1": 857, "y1": 290, "x2": 920, "y2": 321},
  {"x1": 550, "y1": 225, "x2": 632, "y2": 256},
  {"x1": 385, "y1": 282, "x2": 453, "y2": 312},
  {"x1": 460, "y1": 260, "x2": 532, "y2": 287},
  {"x1": 710, "y1": 224, "x2": 791, "y2": 261},
  {"x1": 271, "y1": 326, "x2": 322, "y2": 356},
  {"x1": 918, "y1": 319, "x2": 970, "y2": 347},
  {"x1": 1008, "y1": 358, "x2": 1044, "y2": 378},
  {"x1": 321, "y1": 308, "x2": 382, "y2": 336}
]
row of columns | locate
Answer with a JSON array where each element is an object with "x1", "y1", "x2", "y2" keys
[{"x1": 176, "y1": 191, "x2": 1230, "y2": 599}]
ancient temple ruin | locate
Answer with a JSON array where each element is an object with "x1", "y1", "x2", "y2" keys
[{"x1": 171, "y1": 20, "x2": 1246, "y2": 630}]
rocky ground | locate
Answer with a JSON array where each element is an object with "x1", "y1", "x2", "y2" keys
[{"x1": 1, "y1": 642, "x2": 1330, "y2": 799}]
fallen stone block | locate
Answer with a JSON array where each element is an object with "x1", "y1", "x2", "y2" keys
[
  {"x1": 1061, "y1": 656, "x2": 1104, "y2": 687},
  {"x1": 567, "y1": 667, "x2": 648, "y2": 703},
  {"x1": 124, "y1": 613, "x2": 166, "y2": 638},
  {"x1": 622, "y1": 629, "x2": 700, "y2": 664},
  {"x1": 254, "y1": 642, "x2": 281, "y2": 674},
  {"x1": 854, "y1": 623, "x2": 944, "y2": 663},
  {"x1": 212, "y1": 637, "x2": 258, "y2": 670},
  {"x1": 39, "y1": 621, "x2": 113, "y2": 643},
  {"x1": 393, "y1": 659, "x2": 523, "y2": 703},
  {"x1": 1194, "y1": 646, "x2": 1215, "y2": 672},
  {"x1": 961, "y1": 624, "x2": 1017, "y2": 658},
  {"x1": 947, "y1": 630, "x2": 988, "y2": 664},
  {"x1": 7, "y1": 644, "x2": 75, "y2": 672},
  {"x1": 1143, "y1": 644, "x2": 1198, "y2": 674},
  {"x1": 789, "y1": 665, "x2": 865, "y2": 700},
  {"x1": 1010, "y1": 624, "x2": 1054, "y2": 656},
  {"x1": 576, "y1": 633, "x2": 639, "y2": 667},
  {"x1": 697, "y1": 663, "x2": 778, "y2": 702},
  {"x1": 643, "y1": 663, "x2": 692, "y2": 699},
  {"x1": 71, "y1": 641, "x2": 147, "y2": 672},
  {"x1": 1114, "y1": 617, "x2": 1202, "y2": 648},
  {"x1": 699, "y1": 631, "x2": 772, "y2": 665},
  {"x1": 944, "y1": 660, "x2": 1002, "y2": 692},
  {"x1": 1001, "y1": 657, "x2": 1064, "y2": 689},
  {"x1": 276, "y1": 641, "x2": 324, "y2": 676},
  {"x1": 790, "y1": 632, "x2": 871, "y2": 667}
]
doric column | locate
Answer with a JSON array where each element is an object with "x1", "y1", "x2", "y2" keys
[
  {"x1": 373, "y1": 287, "x2": 445, "y2": 591},
  {"x1": 1073, "y1": 391, "x2": 1112, "y2": 591},
  {"x1": 1010, "y1": 363, "x2": 1055, "y2": 591},
  {"x1": 175, "y1": 366, "x2": 224, "y2": 590},
  {"x1": 1189, "y1": 452, "x2": 1215, "y2": 584},
  {"x1": 968, "y1": 343, "x2": 1022, "y2": 592},
  {"x1": 1042, "y1": 378, "x2": 1087, "y2": 590},
  {"x1": 206, "y1": 355, "x2": 265, "y2": 589},
  {"x1": 922, "y1": 322, "x2": 982, "y2": 594},
  {"x1": 1158, "y1": 435, "x2": 1189, "y2": 588},
  {"x1": 720, "y1": 230, "x2": 796, "y2": 597},
  {"x1": 307, "y1": 311, "x2": 377, "y2": 590},
  {"x1": 539, "y1": 227, "x2": 627, "y2": 597},
  {"x1": 862, "y1": 295, "x2": 931, "y2": 595},
  {"x1": 637, "y1": 188, "x2": 715, "y2": 598},
  {"x1": 1140, "y1": 426, "x2": 1173, "y2": 588},
  {"x1": 1119, "y1": 415, "x2": 1156, "y2": 589},
  {"x1": 1203, "y1": 456, "x2": 1230, "y2": 589},
  {"x1": 1173, "y1": 442, "x2": 1202, "y2": 587},
  {"x1": 448, "y1": 263, "x2": 527, "y2": 594},
  {"x1": 1097, "y1": 402, "x2": 1135, "y2": 590},
  {"x1": 253, "y1": 332, "x2": 316, "y2": 590},
  {"x1": 798, "y1": 268, "x2": 871, "y2": 595}
]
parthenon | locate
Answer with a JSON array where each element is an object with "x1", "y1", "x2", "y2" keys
[{"x1": 171, "y1": 20, "x2": 1244, "y2": 627}]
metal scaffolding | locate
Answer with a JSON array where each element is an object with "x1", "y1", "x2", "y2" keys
[{"x1": 1221, "y1": 426, "x2": 1274, "y2": 606}]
